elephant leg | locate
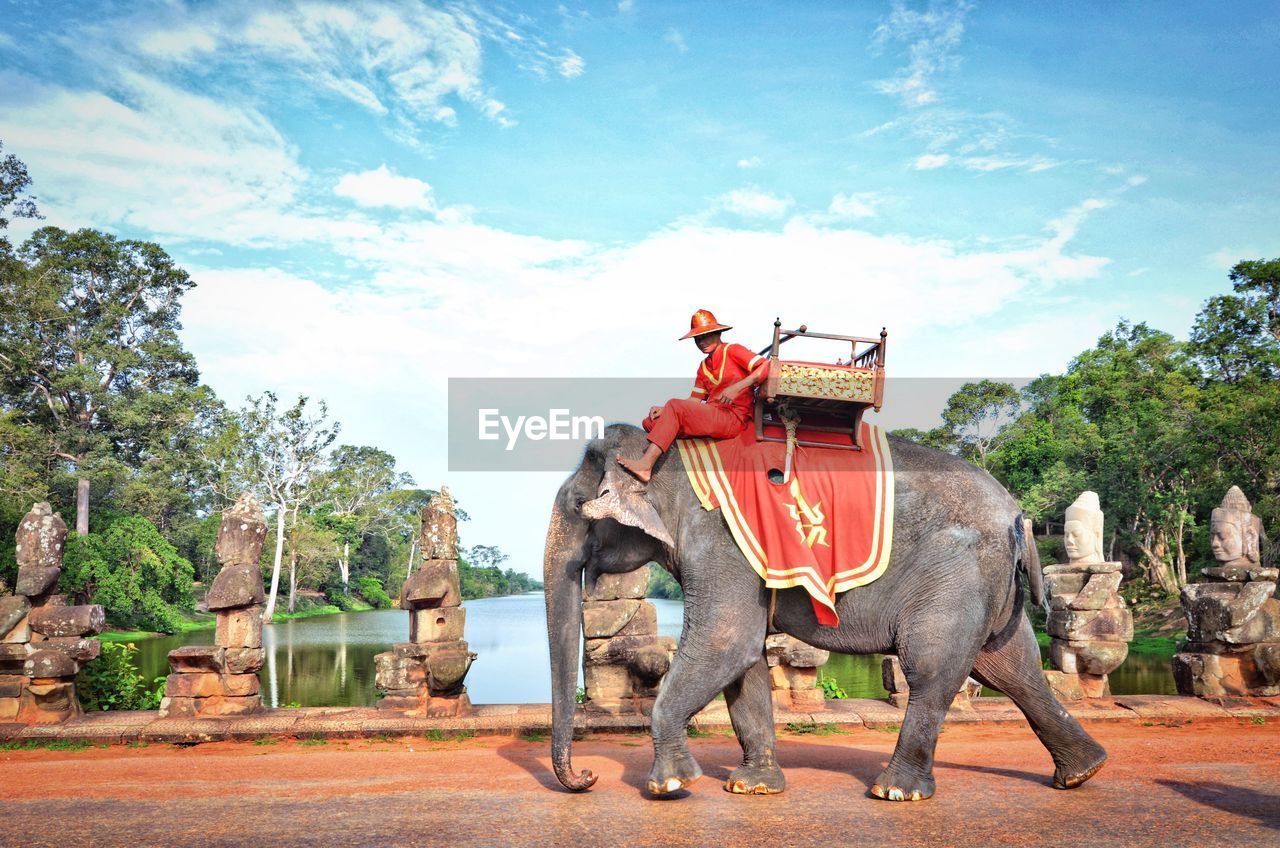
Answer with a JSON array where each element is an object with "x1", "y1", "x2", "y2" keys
[
  {"x1": 723, "y1": 653, "x2": 785, "y2": 795},
  {"x1": 872, "y1": 616, "x2": 986, "y2": 802},
  {"x1": 970, "y1": 612, "x2": 1107, "y2": 789},
  {"x1": 647, "y1": 598, "x2": 767, "y2": 796}
]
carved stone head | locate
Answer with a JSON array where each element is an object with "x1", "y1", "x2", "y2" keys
[
  {"x1": 1063, "y1": 491, "x2": 1104, "y2": 565},
  {"x1": 1209, "y1": 486, "x2": 1263, "y2": 567}
]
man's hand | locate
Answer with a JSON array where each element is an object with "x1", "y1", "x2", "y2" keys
[
  {"x1": 649, "y1": 405, "x2": 664, "y2": 420},
  {"x1": 713, "y1": 384, "x2": 743, "y2": 405}
]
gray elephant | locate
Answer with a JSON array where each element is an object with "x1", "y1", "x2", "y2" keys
[{"x1": 543, "y1": 425, "x2": 1107, "y2": 801}]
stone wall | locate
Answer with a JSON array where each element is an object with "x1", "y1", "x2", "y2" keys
[
  {"x1": 375, "y1": 488, "x2": 475, "y2": 717},
  {"x1": 0, "y1": 503, "x2": 105, "y2": 724},
  {"x1": 581, "y1": 568, "x2": 675, "y2": 715},
  {"x1": 159, "y1": 493, "x2": 267, "y2": 718}
]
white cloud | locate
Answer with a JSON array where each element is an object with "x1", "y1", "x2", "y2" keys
[
  {"x1": 334, "y1": 165, "x2": 436, "y2": 211},
  {"x1": 617, "y1": 0, "x2": 635, "y2": 12},
  {"x1": 737, "y1": 156, "x2": 763, "y2": 169},
  {"x1": 718, "y1": 188, "x2": 792, "y2": 218},
  {"x1": 961, "y1": 155, "x2": 1060, "y2": 173},
  {"x1": 558, "y1": 52, "x2": 586, "y2": 78},
  {"x1": 914, "y1": 153, "x2": 951, "y2": 170},
  {"x1": 1209, "y1": 247, "x2": 1259, "y2": 270},
  {"x1": 827, "y1": 192, "x2": 881, "y2": 219},
  {"x1": 871, "y1": 0, "x2": 972, "y2": 108},
  {"x1": 0, "y1": 71, "x2": 318, "y2": 248},
  {"x1": 664, "y1": 28, "x2": 688, "y2": 53}
]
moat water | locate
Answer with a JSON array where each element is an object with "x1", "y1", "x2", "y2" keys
[{"x1": 131, "y1": 593, "x2": 1177, "y2": 707}]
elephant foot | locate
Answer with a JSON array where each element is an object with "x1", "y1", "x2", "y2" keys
[
  {"x1": 870, "y1": 767, "x2": 935, "y2": 802},
  {"x1": 1053, "y1": 741, "x2": 1107, "y2": 790},
  {"x1": 647, "y1": 751, "x2": 703, "y2": 796},
  {"x1": 725, "y1": 762, "x2": 786, "y2": 795}
]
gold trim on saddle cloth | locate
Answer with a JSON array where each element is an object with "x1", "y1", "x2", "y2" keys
[{"x1": 675, "y1": 425, "x2": 895, "y2": 622}]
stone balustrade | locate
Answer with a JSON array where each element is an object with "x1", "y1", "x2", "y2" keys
[
  {"x1": 1174, "y1": 487, "x2": 1279, "y2": 697},
  {"x1": 0, "y1": 503, "x2": 105, "y2": 724},
  {"x1": 375, "y1": 488, "x2": 475, "y2": 717},
  {"x1": 159, "y1": 492, "x2": 267, "y2": 718},
  {"x1": 767, "y1": 633, "x2": 829, "y2": 710},
  {"x1": 581, "y1": 567, "x2": 676, "y2": 715}
]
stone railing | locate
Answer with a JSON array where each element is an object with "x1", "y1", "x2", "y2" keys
[
  {"x1": 0, "y1": 503, "x2": 105, "y2": 724},
  {"x1": 159, "y1": 492, "x2": 267, "y2": 718},
  {"x1": 375, "y1": 488, "x2": 475, "y2": 717},
  {"x1": 581, "y1": 568, "x2": 675, "y2": 715}
]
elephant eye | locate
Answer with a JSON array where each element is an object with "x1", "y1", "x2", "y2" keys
[{"x1": 573, "y1": 494, "x2": 588, "y2": 512}]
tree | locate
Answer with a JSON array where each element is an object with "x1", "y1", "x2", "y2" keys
[
  {"x1": 0, "y1": 227, "x2": 200, "y2": 534},
  {"x1": 61, "y1": 515, "x2": 195, "y2": 633},
  {"x1": 0, "y1": 139, "x2": 41, "y2": 252},
  {"x1": 1069, "y1": 322, "x2": 1201, "y2": 591},
  {"x1": 237, "y1": 393, "x2": 340, "y2": 621},
  {"x1": 939, "y1": 380, "x2": 1021, "y2": 469},
  {"x1": 313, "y1": 445, "x2": 412, "y2": 590}
]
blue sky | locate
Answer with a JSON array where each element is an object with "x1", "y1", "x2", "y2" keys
[{"x1": 2, "y1": 1, "x2": 1277, "y2": 573}]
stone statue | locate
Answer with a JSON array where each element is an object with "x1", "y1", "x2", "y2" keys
[
  {"x1": 1063, "y1": 491, "x2": 1104, "y2": 565},
  {"x1": 1209, "y1": 486, "x2": 1264, "y2": 570}
]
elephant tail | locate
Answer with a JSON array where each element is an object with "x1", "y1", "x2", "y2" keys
[{"x1": 1014, "y1": 513, "x2": 1045, "y2": 609}]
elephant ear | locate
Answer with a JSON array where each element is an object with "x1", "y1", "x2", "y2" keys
[{"x1": 581, "y1": 466, "x2": 674, "y2": 548}]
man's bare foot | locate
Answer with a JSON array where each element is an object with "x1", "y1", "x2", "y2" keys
[{"x1": 617, "y1": 453, "x2": 653, "y2": 483}]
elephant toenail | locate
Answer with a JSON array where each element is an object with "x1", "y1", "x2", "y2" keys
[
  {"x1": 888, "y1": 787, "x2": 905, "y2": 801},
  {"x1": 664, "y1": 777, "x2": 682, "y2": 793},
  {"x1": 870, "y1": 783, "x2": 885, "y2": 798}
]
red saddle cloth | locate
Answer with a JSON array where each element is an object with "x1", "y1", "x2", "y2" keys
[{"x1": 675, "y1": 422, "x2": 894, "y2": 626}]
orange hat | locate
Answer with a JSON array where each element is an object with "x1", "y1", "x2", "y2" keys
[{"x1": 679, "y1": 309, "x2": 732, "y2": 340}]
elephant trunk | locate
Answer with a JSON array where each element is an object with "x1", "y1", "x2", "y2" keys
[{"x1": 543, "y1": 496, "x2": 596, "y2": 791}]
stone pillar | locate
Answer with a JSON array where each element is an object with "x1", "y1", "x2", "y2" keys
[
  {"x1": 1173, "y1": 487, "x2": 1279, "y2": 697},
  {"x1": 581, "y1": 567, "x2": 676, "y2": 715},
  {"x1": 766, "y1": 634, "x2": 830, "y2": 710},
  {"x1": 375, "y1": 488, "x2": 475, "y2": 717},
  {"x1": 881, "y1": 657, "x2": 983, "y2": 709},
  {"x1": 159, "y1": 492, "x2": 267, "y2": 718},
  {"x1": 1043, "y1": 491, "x2": 1133, "y2": 700},
  {"x1": 0, "y1": 503, "x2": 105, "y2": 724}
]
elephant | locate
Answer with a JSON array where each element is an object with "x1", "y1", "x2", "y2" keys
[{"x1": 543, "y1": 424, "x2": 1108, "y2": 801}]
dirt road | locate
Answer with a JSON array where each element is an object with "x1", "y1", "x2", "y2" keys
[{"x1": 2, "y1": 719, "x2": 1276, "y2": 847}]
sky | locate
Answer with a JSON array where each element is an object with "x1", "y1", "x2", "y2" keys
[{"x1": 1, "y1": 0, "x2": 1277, "y2": 576}]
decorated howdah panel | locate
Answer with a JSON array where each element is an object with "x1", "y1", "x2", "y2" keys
[{"x1": 774, "y1": 362, "x2": 876, "y2": 402}]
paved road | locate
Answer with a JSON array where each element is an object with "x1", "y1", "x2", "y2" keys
[{"x1": 2, "y1": 720, "x2": 1276, "y2": 847}]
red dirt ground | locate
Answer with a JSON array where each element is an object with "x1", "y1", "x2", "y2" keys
[{"x1": 1, "y1": 719, "x2": 1277, "y2": 848}]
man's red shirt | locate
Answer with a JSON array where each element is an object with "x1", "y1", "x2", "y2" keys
[{"x1": 691, "y1": 342, "x2": 765, "y2": 420}]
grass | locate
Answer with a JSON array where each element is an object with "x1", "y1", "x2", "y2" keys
[
  {"x1": 0, "y1": 739, "x2": 95, "y2": 751},
  {"x1": 422, "y1": 729, "x2": 475, "y2": 743},
  {"x1": 271, "y1": 603, "x2": 370, "y2": 623},
  {"x1": 253, "y1": 738, "x2": 278, "y2": 746},
  {"x1": 519, "y1": 730, "x2": 548, "y2": 743},
  {"x1": 685, "y1": 725, "x2": 713, "y2": 738},
  {"x1": 784, "y1": 721, "x2": 848, "y2": 736},
  {"x1": 100, "y1": 600, "x2": 372, "y2": 642},
  {"x1": 298, "y1": 737, "x2": 327, "y2": 746}
]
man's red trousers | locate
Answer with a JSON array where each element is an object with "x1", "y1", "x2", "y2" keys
[{"x1": 642, "y1": 398, "x2": 748, "y2": 452}]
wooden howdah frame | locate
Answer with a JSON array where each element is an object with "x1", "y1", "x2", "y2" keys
[{"x1": 753, "y1": 319, "x2": 887, "y2": 451}]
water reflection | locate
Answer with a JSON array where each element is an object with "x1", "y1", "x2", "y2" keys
[{"x1": 128, "y1": 594, "x2": 1176, "y2": 707}]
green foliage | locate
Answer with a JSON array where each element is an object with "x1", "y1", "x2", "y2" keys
[
  {"x1": 61, "y1": 515, "x2": 195, "y2": 633},
  {"x1": 356, "y1": 575, "x2": 393, "y2": 609},
  {"x1": 940, "y1": 379, "x2": 1021, "y2": 469},
  {"x1": 574, "y1": 686, "x2": 586, "y2": 704},
  {"x1": 646, "y1": 562, "x2": 683, "y2": 599},
  {"x1": 457, "y1": 545, "x2": 542, "y2": 600},
  {"x1": 327, "y1": 591, "x2": 362, "y2": 612},
  {"x1": 817, "y1": 673, "x2": 848, "y2": 700},
  {"x1": 76, "y1": 642, "x2": 165, "y2": 711}
]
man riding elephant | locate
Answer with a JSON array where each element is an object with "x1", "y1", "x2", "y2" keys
[{"x1": 617, "y1": 309, "x2": 769, "y2": 483}]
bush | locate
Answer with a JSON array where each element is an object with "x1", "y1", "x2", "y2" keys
[
  {"x1": 646, "y1": 563, "x2": 683, "y2": 600},
  {"x1": 76, "y1": 642, "x2": 165, "y2": 711},
  {"x1": 329, "y1": 591, "x2": 360, "y2": 611},
  {"x1": 818, "y1": 673, "x2": 847, "y2": 700},
  {"x1": 356, "y1": 576, "x2": 393, "y2": 609},
  {"x1": 61, "y1": 516, "x2": 195, "y2": 633}
]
